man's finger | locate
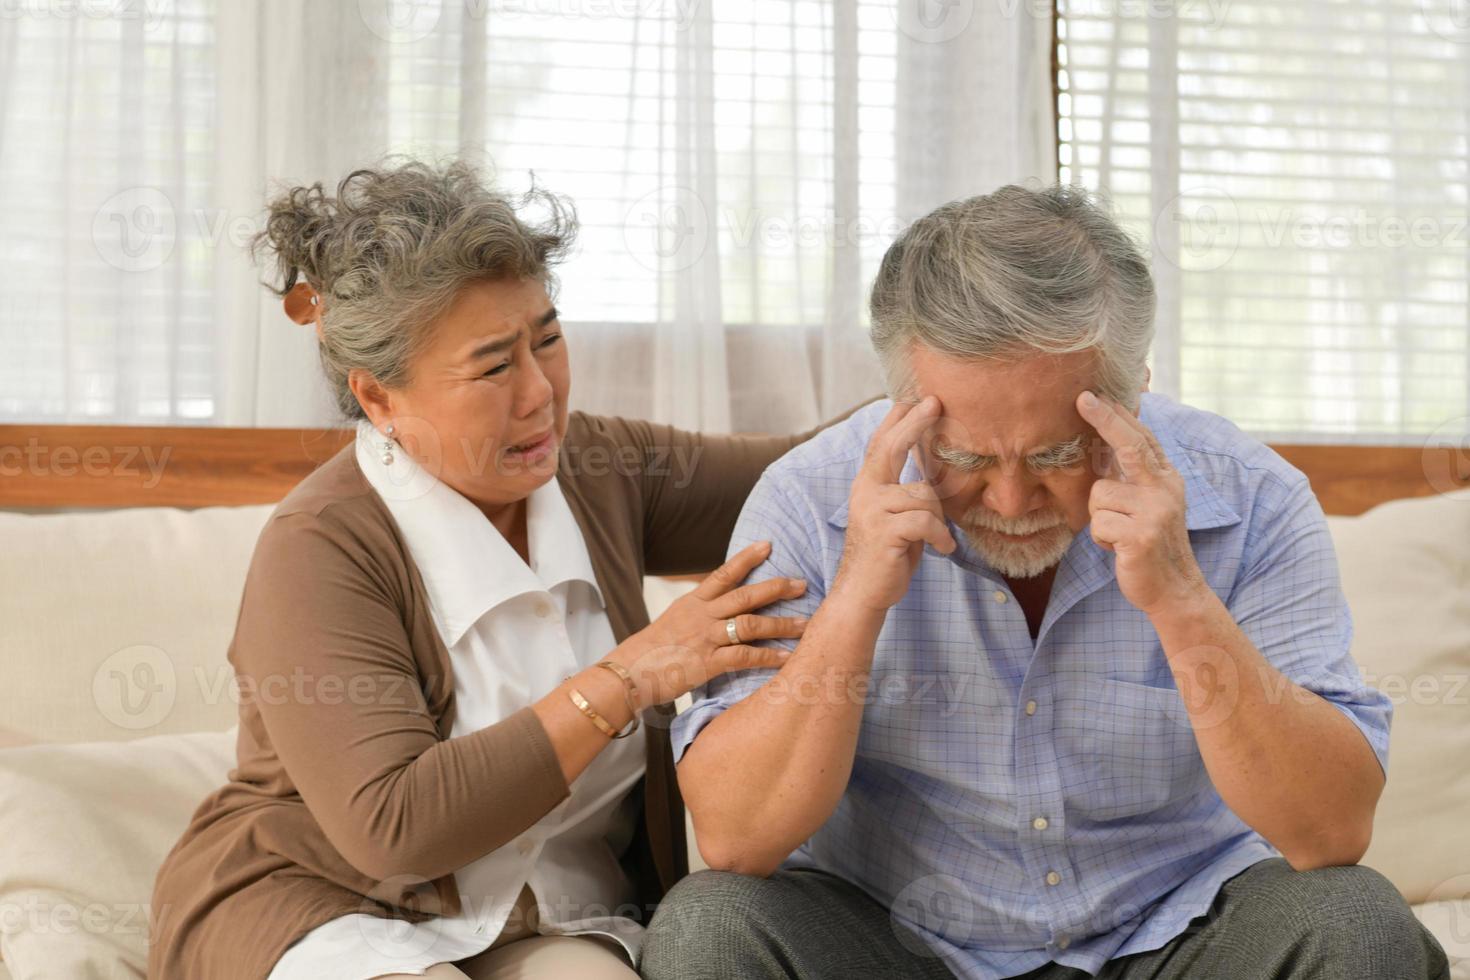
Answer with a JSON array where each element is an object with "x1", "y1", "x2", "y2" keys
[
  {"x1": 879, "y1": 480, "x2": 942, "y2": 510},
  {"x1": 1089, "y1": 508, "x2": 1133, "y2": 552},
  {"x1": 1087, "y1": 477, "x2": 1144, "y2": 518},
  {"x1": 1077, "y1": 390, "x2": 1169, "y2": 484},
  {"x1": 1081, "y1": 390, "x2": 1168, "y2": 457},
  {"x1": 863, "y1": 400, "x2": 918, "y2": 468},
  {"x1": 868, "y1": 395, "x2": 940, "y2": 485},
  {"x1": 892, "y1": 510, "x2": 957, "y2": 555}
]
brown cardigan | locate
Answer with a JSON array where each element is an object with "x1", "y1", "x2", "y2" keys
[{"x1": 148, "y1": 410, "x2": 836, "y2": 979}]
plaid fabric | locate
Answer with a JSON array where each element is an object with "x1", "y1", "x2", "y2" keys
[{"x1": 670, "y1": 394, "x2": 1392, "y2": 979}]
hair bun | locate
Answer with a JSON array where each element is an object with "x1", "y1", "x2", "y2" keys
[{"x1": 255, "y1": 181, "x2": 340, "y2": 297}]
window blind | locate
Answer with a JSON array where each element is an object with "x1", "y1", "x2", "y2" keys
[
  {"x1": 1057, "y1": 0, "x2": 1470, "y2": 443},
  {"x1": 377, "y1": 0, "x2": 900, "y2": 332},
  {"x1": 0, "y1": 0, "x2": 217, "y2": 422}
]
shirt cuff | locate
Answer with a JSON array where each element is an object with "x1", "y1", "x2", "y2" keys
[
  {"x1": 1324, "y1": 698, "x2": 1391, "y2": 775},
  {"x1": 669, "y1": 698, "x2": 731, "y2": 765}
]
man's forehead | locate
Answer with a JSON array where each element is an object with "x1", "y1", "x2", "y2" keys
[
  {"x1": 906, "y1": 346, "x2": 1099, "y2": 453},
  {"x1": 922, "y1": 395, "x2": 1091, "y2": 456}
]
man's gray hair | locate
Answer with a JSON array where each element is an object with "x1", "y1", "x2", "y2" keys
[
  {"x1": 254, "y1": 159, "x2": 575, "y2": 419},
  {"x1": 868, "y1": 184, "x2": 1155, "y2": 409}
]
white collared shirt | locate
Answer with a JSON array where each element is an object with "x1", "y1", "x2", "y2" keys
[{"x1": 268, "y1": 422, "x2": 647, "y2": 980}]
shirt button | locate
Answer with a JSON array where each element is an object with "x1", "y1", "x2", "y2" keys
[
  {"x1": 1032, "y1": 816, "x2": 1049, "y2": 831},
  {"x1": 534, "y1": 600, "x2": 551, "y2": 618},
  {"x1": 1025, "y1": 699, "x2": 1038, "y2": 716},
  {"x1": 1045, "y1": 870, "x2": 1062, "y2": 886},
  {"x1": 517, "y1": 839, "x2": 534, "y2": 856},
  {"x1": 992, "y1": 590, "x2": 1007, "y2": 603},
  {"x1": 1057, "y1": 936, "x2": 1070, "y2": 950}
]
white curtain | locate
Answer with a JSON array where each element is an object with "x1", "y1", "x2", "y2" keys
[
  {"x1": 1, "y1": 0, "x2": 1055, "y2": 433},
  {"x1": 1058, "y1": 0, "x2": 1470, "y2": 444}
]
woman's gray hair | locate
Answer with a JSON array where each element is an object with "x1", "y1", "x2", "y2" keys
[
  {"x1": 254, "y1": 159, "x2": 576, "y2": 419},
  {"x1": 869, "y1": 184, "x2": 1155, "y2": 410}
]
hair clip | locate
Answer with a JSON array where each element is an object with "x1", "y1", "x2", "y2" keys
[{"x1": 283, "y1": 282, "x2": 325, "y2": 340}]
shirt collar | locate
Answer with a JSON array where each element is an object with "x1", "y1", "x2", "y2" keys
[
  {"x1": 354, "y1": 421, "x2": 602, "y2": 646},
  {"x1": 825, "y1": 393, "x2": 1241, "y2": 534},
  {"x1": 526, "y1": 466, "x2": 602, "y2": 593},
  {"x1": 1139, "y1": 393, "x2": 1242, "y2": 532}
]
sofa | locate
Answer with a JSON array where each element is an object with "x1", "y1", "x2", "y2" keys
[{"x1": 1, "y1": 491, "x2": 1467, "y2": 978}]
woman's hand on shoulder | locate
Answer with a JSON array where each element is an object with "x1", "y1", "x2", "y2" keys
[{"x1": 611, "y1": 541, "x2": 807, "y2": 707}]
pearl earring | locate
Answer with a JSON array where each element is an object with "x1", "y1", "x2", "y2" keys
[{"x1": 381, "y1": 424, "x2": 396, "y2": 466}]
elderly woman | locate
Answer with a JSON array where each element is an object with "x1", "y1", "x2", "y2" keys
[{"x1": 148, "y1": 161, "x2": 838, "y2": 979}]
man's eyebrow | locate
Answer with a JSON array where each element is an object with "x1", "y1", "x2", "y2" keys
[
  {"x1": 1028, "y1": 433, "x2": 1086, "y2": 457},
  {"x1": 934, "y1": 440, "x2": 994, "y2": 460},
  {"x1": 464, "y1": 308, "x2": 559, "y2": 360},
  {"x1": 933, "y1": 433, "x2": 1085, "y2": 463}
]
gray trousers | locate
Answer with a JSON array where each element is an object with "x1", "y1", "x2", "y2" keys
[{"x1": 640, "y1": 858, "x2": 1451, "y2": 979}]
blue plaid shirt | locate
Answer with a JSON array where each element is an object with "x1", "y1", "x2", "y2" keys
[{"x1": 670, "y1": 393, "x2": 1392, "y2": 979}]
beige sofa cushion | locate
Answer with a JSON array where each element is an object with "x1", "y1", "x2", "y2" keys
[
  {"x1": 0, "y1": 486, "x2": 1463, "y2": 976},
  {"x1": 1413, "y1": 899, "x2": 1470, "y2": 979},
  {"x1": 0, "y1": 506, "x2": 271, "y2": 744},
  {"x1": 1327, "y1": 489, "x2": 1470, "y2": 906},
  {"x1": 0, "y1": 729, "x2": 236, "y2": 979}
]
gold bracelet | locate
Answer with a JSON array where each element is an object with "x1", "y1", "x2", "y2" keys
[
  {"x1": 567, "y1": 687, "x2": 636, "y2": 739},
  {"x1": 594, "y1": 660, "x2": 642, "y2": 721}
]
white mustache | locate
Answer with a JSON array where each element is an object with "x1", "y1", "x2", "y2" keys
[{"x1": 962, "y1": 510, "x2": 1065, "y2": 537}]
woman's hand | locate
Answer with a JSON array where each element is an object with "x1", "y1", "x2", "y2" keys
[{"x1": 610, "y1": 540, "x2": 808, "y2": 707}]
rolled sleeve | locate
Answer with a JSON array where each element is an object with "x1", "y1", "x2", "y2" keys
[
  {"x1": 1226, "y1": 473, "x2": 1393, "y2": 773},
  {"x1": 671, "y1": 669, "x2": 781, "y2": 764},
  {"x1": 670, "y1": 471, "x2": 832, "y2": 765}
]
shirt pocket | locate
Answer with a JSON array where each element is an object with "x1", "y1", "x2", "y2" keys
[{"x1": 1053, "y1": 677, "x2": 1210, "y2": 822}]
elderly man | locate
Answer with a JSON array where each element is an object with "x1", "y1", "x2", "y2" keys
[{"x1": 640, "y1": 186, "x2": 1449, "y2": 979}]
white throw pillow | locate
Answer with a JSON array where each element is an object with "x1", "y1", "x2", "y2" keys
[
  {"x1": 0, "y1": 729, "x2": 235, "y2": 979},
  {"x1": 0, "y1": 506, "x2": 271, "y2": 744},
  {"x1": 1328, "y1": 489, "x2": 1470, "y2": 905}
]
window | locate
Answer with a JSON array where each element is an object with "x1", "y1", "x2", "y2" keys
[
  {"x1": 1, "y1": 0, "x2": 919, "y2": 429},
  {"x1": 1, "y1": 0, "x2": 217, "y2": 422},
  {"x1": 1057, "y1": 0, "x2": 1470, "y2": 443}
]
